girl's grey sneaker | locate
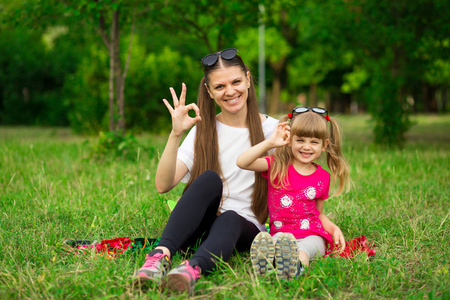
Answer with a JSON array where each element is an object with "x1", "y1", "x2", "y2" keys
[
  {"x1": 250, "y1": 232, "x2": 275, "y2": 276},
  {"x1": 161, "y1": 261, "x2": 201, "y2": 296},
  {"x1": 133, "y1": 249, "x2": 171, "y2": 285},
  {"x1": 275, "y1": 232, "x2": 299, "y2": 280}
]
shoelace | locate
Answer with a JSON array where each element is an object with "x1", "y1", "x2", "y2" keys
[
  {"x1": 142, "y1": 253, "x2": 164, "y2": 269},
  {"x1": 184, "y1": 262, "x2": 200, "y2": 279}
]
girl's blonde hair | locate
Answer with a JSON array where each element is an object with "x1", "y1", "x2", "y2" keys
[
  {"x1": 270, "y1": 111, "x2": 351, "y2": 196},
  {"x1": 183, "y1": 55, "x2": 269, "y2": 224}
]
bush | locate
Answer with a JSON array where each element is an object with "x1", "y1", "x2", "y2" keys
[
  {"x1": 86, "y1": 131, "x2": 141, "y2": 162},
  {"x1": 366, "y1": 71, "x2": 412, "y2": 147}
]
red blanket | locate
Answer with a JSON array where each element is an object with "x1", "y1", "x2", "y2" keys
[
  {"x1": 66, "y1": 237, "x2": 157, "y2": 258},
  {"x1": 327, "y1": 235, "x2": 376, "y2": 257},
  {"x1": 66, "y1": 235, "x2": 375, "y2": 259}
]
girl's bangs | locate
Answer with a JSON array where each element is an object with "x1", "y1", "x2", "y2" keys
[{"x1": 291, "y1": 112, "x2": 327, "y2": 139}]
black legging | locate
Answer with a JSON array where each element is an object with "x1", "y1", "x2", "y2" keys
[{"x1": 157, "y1": 170, "x2": 261, "y2": 273}]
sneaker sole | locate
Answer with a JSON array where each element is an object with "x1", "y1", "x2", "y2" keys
[
  {"x1": 275, "y1": 233, "x2": 298, "y2": 280},
  {"x1": 250, "y1": 232, "x2": 275, "y2": 276},
  {"x1": 132, "y1": 271, "x2": 164, "y2": 290},
  {"x1": 161, "y1": 273, "x2": 194, "y2": 295},
  {"x1": 132, "y1": 275, "x2": 153, "y2": 291}
]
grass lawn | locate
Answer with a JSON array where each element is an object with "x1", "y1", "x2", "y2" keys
[{"x1": 1, "y1": 114, "x2": 449, "y2": 299}]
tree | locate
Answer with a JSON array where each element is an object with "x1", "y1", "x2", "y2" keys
[
  {"x1": 315, "y1": 0, "x2": 450, "y2": 146},
  {"x1": 0, "y1": 0, "x2": 85, "y2": 126},
  {"x1": 153, "y1": 0, "x2": 260, "y2": 53},
  {"x1": 424, "y1": 58, "x2": 450, "y2": 112},
  {"x1": 57, "y1": 0, "x2": 163, "y2": 133},
  {"x1": 235, "y1": 26, "x2": 291, "y2": 114},
  {"x1": 254, "y1": 1, "x2": 348, "y2": 114}
]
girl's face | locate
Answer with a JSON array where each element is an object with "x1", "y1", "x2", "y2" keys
[
  {"x1": 290, "y1": 135, "x2": 328, "y2": 166},
  {"x1": 206, "y1": 66, "x2": 251, "y2": 115}
]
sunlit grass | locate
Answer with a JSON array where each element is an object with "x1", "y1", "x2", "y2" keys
[{"x1": 1, "y1": 114, "x2": 449, "y2": 299}]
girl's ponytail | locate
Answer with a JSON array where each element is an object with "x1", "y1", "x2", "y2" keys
[{"x1": 326, "y1": 117, "x2": 351, "y2": 196}]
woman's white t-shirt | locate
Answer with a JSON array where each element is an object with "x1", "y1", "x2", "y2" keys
[{"x1": 177, "y1": 116, "x2": 279, "y2": 231}]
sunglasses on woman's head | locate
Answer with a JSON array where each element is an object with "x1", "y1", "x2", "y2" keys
[
  {"x1": 288, "y1": 107, "x2": 330, "y2": 121},
  {"x1": 201, "y1": 48, "x2": 239, "y2": 67}
]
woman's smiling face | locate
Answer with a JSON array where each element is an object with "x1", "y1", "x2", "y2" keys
[{"x1": 205, "y1": 66, "x2": 250, "y2": 115}]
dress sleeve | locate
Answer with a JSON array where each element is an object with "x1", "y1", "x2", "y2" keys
[
  {"x1": 261, "y1": 156, "x2": 273, "y2": 180},
  {"x1": 319, "y1": 170, "x2": 331, "y2": 200}
]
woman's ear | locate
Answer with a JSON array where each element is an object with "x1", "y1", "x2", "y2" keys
[
  {"x1": 246, "y1": 71, "x2": 251, "y2": 89},
  {"x1": 205, "y1": 83, "x2": 214, "y2": 99}
]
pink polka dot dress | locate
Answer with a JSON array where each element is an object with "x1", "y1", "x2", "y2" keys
[{"x1": 262, "y1": 157, "x2": 333, "y2": 244}]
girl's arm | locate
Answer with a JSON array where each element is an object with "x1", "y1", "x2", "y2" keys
[
  {"x1": 155, "y1": 83, "x2": 201, "y2": 193},
  {"x1": 316, "y1": 200, "x2": 346, "y2": 251},
  {"x1": 236, "y1": 139, "x2": 272, "y2": 172},
  {"x1": 237, "y1": 121, "x2": 290, "y2": 172}
]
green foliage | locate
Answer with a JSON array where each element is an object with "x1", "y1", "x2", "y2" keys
[
  {"x1": 0, "y1": 27, "x2": 79, "y2": 126},
  {"x1": 64, "y1": 44, "x2": 109, "y2": 134},
  {"x1": 0, "y1": 0, "x2": 89, "y2": 126},
  {"x1": 287, "y1": 44, "x2": 337, "y2": 87},
  {"x1": 235, "y1": 26, "x2": 292, "y2": 89},
  {"x1": 125, "y1": 46, "x2": 202, "y2": 133},
  {"x1": 86, "y1": 131, "x2": 142, "y2": 162},
  {"x1": 264, "y1": 27, "x2": 292, "y2": 65},
  {"x1": 153, "y1": 0, "x2": 259, "y2": 51},
  {"x1": 367, "y1": 71, "x2": 412, "y2": 147},
  {"x1": 308, "y1": 0, "x2": 450, "y2": 146},
  {"x1": 1, "y1": 0, "x2": 449, "y2": 146},
  {"x1": 425, "y1": 57, "x2": 450, "y2": 85},
  {"x1": 62, "y1": 35, "x2": 202, "y2": 134},
  {"x1": 341, "y1": 67, "x2": 370, "y2": 94}
]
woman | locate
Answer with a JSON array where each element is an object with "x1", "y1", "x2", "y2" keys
[{"x1": 134, "y1": 48, "x2": 279, "y2": 295}]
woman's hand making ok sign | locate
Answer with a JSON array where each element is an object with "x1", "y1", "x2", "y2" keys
[{"x1": 162, "y1": 83, "x2": 202, "y2": 136}]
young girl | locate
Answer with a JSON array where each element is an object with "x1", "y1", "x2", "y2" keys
[{"x1": 236, "y1": 107, "x2": 351, "y2": 280}]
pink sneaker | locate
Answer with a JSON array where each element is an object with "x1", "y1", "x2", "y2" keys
[
  {"x1": 134, "y1": 250, "x2": 171, "y2": 285},
  {"x1": 161, "y1": 261, "x2": 201, "y2": 295}
]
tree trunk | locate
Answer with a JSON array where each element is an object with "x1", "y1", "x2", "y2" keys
[
  {"x1": 267, "y1": 59, "x2": 285, "y2": 115},
  {"x1": 108, "y1": 15, "x2": 116, "y2": 131},
  {"x1": 324, "y1": 91, "x2": 331, "y2": 110},
  {"x1": 411, "y1": 86, "x2": 421, "y2": 113},
  {"x1": 423, "y1": 83, "x2": 438, "y2": 112},
  {"x1": 119, "y1": 13, "x2": 136, "y2": 134},
  {"x1": 343, "y1": 93, "x2": 352, "y2": 113},
  {"x1": 112, "y1": 10, "x2": 125, "y2": 133},
  {"x1": 309, "y1": 83, "x2": 317, "y2": 107},
  {"x1": 269, "y1": 76, "x2": 281, "y2": 115},
  {"x1": 442, "y1": 86, "x2": 448, "y2": 112}
]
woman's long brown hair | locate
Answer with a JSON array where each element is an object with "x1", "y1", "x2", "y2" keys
[{"x1": 183, "y1": 54, "x2": 269, "y2": 224}]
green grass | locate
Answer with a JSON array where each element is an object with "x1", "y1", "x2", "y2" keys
[{"x1": 1, "y1": 114, "x2": 449, "y2": 299}]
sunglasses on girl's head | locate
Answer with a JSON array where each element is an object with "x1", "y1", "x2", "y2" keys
[
  {"x1": 289, "y1": 106, "x2": 329, "y2": 121},
  {"x1": 201, "y1": 48, "x2": 239, "y2": 67}
]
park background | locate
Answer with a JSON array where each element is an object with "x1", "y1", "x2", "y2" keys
[{"x1": 1, "y1": 0, "x2": 449, "y2": 299}]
